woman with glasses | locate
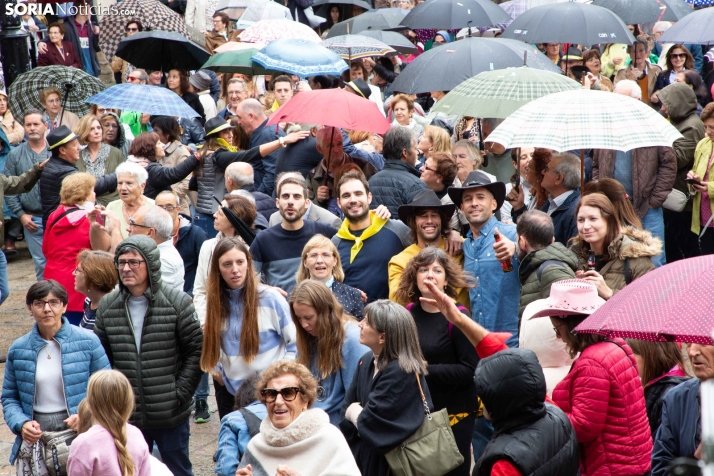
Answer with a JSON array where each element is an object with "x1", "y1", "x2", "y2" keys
[
  {"x1": 289, "y1": 280, "x2": 368, "y2": 425},
  {"x1": 2, "y1": 280, "x2": 109, "y2": 471},
  {"x1": 651, "y1": 44, "x2": 694, "y2": 107},
  {"x1": 37, "y1": 21, "x2": 82, "y2": 68},
  {"x1": 74, "y1": 250, "x2": 117, "y2": 330},
  {"x1": 100, "y1": 112, "x2": 133, "y2": 159},
  {"x1": 110, "y1": 20, "x2": 143, "y2": 84},
  {"x1": 201, "y1": 237, "x2": 297, "y2": 420},
  {"x1": 236, "y1": 361, "x2": 360, "y2": 476}
]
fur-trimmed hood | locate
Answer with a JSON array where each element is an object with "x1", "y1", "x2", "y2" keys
[{"x1": 608, "y1": 226, "x2": 662, "y2": 260}]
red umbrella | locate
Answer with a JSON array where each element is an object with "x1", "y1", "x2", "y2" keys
[
  {"x1": 267, "y1": 88, "x2": 390, "y2": 134},
  {"x1": 574, "y1": 255, "x2": 714, "y2": 345}
]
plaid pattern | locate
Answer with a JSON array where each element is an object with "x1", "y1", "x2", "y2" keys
[
  {"x1": 431, "y1": 67, "x2": 581, "y2": 119},
  {"x1": 321, "y1": 35, "x2": 396, "y2": 60},
  {"x1": 239, "y1": 19, "x2": 321, "y2": 43},
  {"x1": 8, "y1": 66, "x2": 105, "y2": 119},
  {"x1": 685, "y1": 0, "x2": 714, "y2": 5},
  {"x1": 85, "y1": 84, "x2": 201, "y2": 118},
  {"x1": 252, "y1": 38, "x2": 348, "y2": 76},
  {"x1": 486, "y1": 89, "x2": 684, "y2": 152},
  {"x1": 99, "y1": 0, "x2": 191, "y2": 61}
]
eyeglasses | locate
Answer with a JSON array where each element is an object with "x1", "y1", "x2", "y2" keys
[
  {"x1": 670, "y1": 53, "x2": 687, "y2": 59},
  {"x1": 32, "y1": 299, "x2": 63, "y2": 310},
  {"x1": 307, "y1": 252, "x2": 332, "y2": 261},
  {"x1": 128, "y1": 219, "x2": 152, "y2": 231},
  {"x1": 127, "y1": 76, "x2": 142, "y2": 82},
  {"x1": 96, "y1": 107, "x2": 108, "y2": 114},
  {"x1": 260, "y1": 386, "x2": 303, "y2": 403},
  {"x1": 157, "y1": 205, "x2": 178, "y2": 212},
  {"x1": 423, "y1": 165, "x2": 437, "y2": 173},
  {"x1": 116, "y1": 259, "x2": 145, "y2": 269},
  {"x1": 553, "y1": 322, "x2": 567, "y2": 338}
]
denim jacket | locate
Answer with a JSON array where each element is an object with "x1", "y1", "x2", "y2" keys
[
  {"x1": 463, "y1": 216, "x2": 520, "y2": 348},
  {"x1": 215, "y1": 401, "x2": 268, "y2": 476}
]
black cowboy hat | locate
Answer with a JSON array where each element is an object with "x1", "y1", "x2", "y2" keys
[
  {"x1": 447, "y1": 170, "x2": 506, "y2": 210},
  {"x1": 397, "y1": 189, "x2": 456, "y2": 222},
  {"x1": 47, "y1": 125, "x2": 78, "y2": 150},
  {"x1": 205, "y1": 116, "x2": 233, "y2": 137}
]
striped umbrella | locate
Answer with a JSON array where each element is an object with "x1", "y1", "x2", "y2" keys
[
  {"x1": 85, "y1": 84, "x2": 200, "y2": 118},
  {"x1": 431, "y1": 67, "x2": 581, "y2": 119},
  {"x1": 321, "y1": 35, "x2": 396, "y2": 60},
  {"x1": 239, "y1": 19, "x2": 322, "y2": 44}
]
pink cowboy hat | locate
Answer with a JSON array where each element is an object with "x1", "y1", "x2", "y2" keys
[{"x1": 529, "y1": 279, "x2": 605, "y2": 319}]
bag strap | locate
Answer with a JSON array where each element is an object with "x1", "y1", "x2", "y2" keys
[
  {"x1": 237, "y1": 408, "x2": 262, "y2": 438},
  {"x1": 47, "y1": 207, "x2": 78, "y2": 233},
  {"x1": 536, "y1": 259, "x2": 568, "y2": 282},
  {"x1": 415, "y1": 374, "x2": 432, "y2": 421},
  {"x1": 624, "y1": 257, "x2": 632, "y2": 285}
]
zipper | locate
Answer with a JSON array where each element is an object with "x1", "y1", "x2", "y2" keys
[
  {"x1": 124, "y1": 296, "x2": 147, "y2": 428},
  {"x1": 53, "y1": 338, "x2": 71, "y2": 417}
]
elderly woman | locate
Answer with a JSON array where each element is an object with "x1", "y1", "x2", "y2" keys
[
  {"x1": 341, "y1": 300, "x2": 433, "y2": 476},
  {"x1": 289, "y1": 280, "x2": 368, "y2": 425},
  {"x1": 43, "y1": 173, "x2": 104, "y2": 325},
  {"x1": 37, "y1": 21, "x2": 82, "y2": 68},
  {"x1": 390, "y1": 93, "x2": 424, "y2": 139},
  {"x1": 582, "y1": 49, "x2": 614, "y2": 92},
  {"x1": 101, "y1": 112, "x2": 132, "y2": 158},
  {"x1": 205, "y1": 12, "x2": 240, "y2": 55},
  {"x1": 105, "y1": 162, "x2": 155, "y2": 240},
  {"x1": 73, "y1": 249, "x2": 117, "y2": 330},
  {"x1": 40, "y1": 86, "x2": 79, "y2": 132},
  {"x1": 296, "y1": 234, "x2": 364, "y2": 319},
  {"x1": 151, "y1": 116, "x2": 191, "y2": 211},
  {"x1": 2, "y1": 280, "x2": 109, "y2": 469},
  {"x1": 614, "y1": 38, "x2": 662, "y2": 104},
  {"x1": 0, "y1": 88, "x2": 24, "y2": 145},
  {"x1": 687, "y1": 103, "x2": 714, "y2": 253},
  {"x1": 236, "y1": 361, "x2": 360, "y2": 476},
  {"x1": 74, "y1": 114, "x2": 126, "y2": 206}
]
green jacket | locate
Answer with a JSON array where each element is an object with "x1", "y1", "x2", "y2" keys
[
  {"x1": 0, "y1": 163, "x2": 43, "y2": 242},
  {"x1": 518, "y1": 242, "x2": 579, "y2": 319},
  {"x1": 94, "y1": 235, "x2": 203, "y2": 430},
  {"x1": 75, "y1": 144, "x2": 126, "y2": 206}
]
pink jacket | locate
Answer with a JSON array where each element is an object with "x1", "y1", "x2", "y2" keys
[
  {"x1": 552, "y1": 339, "x2": 652, "y2": 476},
  {"x1": 67, "y1": 424, "x2": 151, "y2": 476}
]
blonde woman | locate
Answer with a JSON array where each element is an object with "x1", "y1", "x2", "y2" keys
[
  {"x1": 417, "y1": 125, "x2": 451, "y2": 162},
  {"x1": 67, "y1": 370, "x2": 151, "y2": 476}
]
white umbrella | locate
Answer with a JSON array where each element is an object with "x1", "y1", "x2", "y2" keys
[{"x1": 236, "y1": 1, "x2": 292, "y2": 28}]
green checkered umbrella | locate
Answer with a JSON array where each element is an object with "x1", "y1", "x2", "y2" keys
[
  {"x1": 431, "y1": 67, "x2": 581, "y2": 119},
  {"x1": 8, "y1": 66, "x2": 105, "y2": 119}
]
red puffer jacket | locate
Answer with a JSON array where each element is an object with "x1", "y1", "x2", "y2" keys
[{"x1": 552, "y1": 339, "x2": 652, "y2": 476}]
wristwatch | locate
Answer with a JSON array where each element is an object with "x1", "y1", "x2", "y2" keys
[{"x1": 279, "y1": 137, "x2": 287, "y2": 148}]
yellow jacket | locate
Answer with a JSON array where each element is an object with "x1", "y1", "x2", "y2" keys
[{"x1": 690, "y1": 137, "x2": 714, "y2": 233}]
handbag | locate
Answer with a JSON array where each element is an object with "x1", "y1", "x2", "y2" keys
[
  {"x1": 384, "y1": 375, "x2": 464, "y2": 476},
  {"x1": 40, "y1": 429, "x2": 77, "y2": 476},
  {"x1": 662, "y1": 188, "x2": 689, "y2": 212}
]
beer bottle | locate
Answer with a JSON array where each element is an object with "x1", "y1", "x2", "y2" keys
[{"x1": 493, "y1": 229, "x2": 514, "y2": 273}]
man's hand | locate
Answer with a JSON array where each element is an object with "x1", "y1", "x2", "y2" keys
[
  {"x1": 39, "y1": 159, "x2": 49, "y2": 170},
  {"x1": 445, "y1": 230, "x2": 463, "y2": 257},
  {"x1": 373, "y1": 204, "x2": 391, "y2": 220},
  {"x1": 276, "y1": 466, "x2": 301, "y2": 476},
  {"x1": 20, "y1": 215, "x2": 39, "y2": 232},
  {"x1": 492, "y1": 227, "x2": 515, "y2": 261},
  {"x1": 296, "y1": 82, "x2": 311, "y2": 93},
  {"x1": 357, "y1": 289, "x2": 367, "y2": 303},
  {"x1": 505, "y1": 183, "x2": 525, "y2": 210},
  {"x1": 21, "y1": 420, "x2": 42, "y2": 444},
  {"x1": 64, "y1": 414, "x2": 80, "y2": 431},
  {"x1": 316, "y1": 185, "x2": 330, "y2": 202},
  {"x1": 236, "y1": 464, "x2": 253, "y2": 476},
  {"x1": 93, "y1": 24, "x2": 100, "y2": 36}
]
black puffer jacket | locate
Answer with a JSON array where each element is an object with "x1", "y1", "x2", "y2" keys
[
  {"x1": 143, "y1": 155, "x2": 200, "y2": 200},
  {"x1": 645, "y1": 375, "x2": 690, "y2": 439},
  {"x1": 94, "y1": 235, "x2": 203, "y2": 430},
  {"x1": 240, "y1": 183, "x2": 277, "y2": 221},
  {"x1": 368, "y1": 159, "x2": 427, "y2": 215},
  {"x1": 474, "y1": 348, "x2": 580, "y2": 476}
]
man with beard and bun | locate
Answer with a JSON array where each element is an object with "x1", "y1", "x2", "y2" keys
[{"x1": 249, "y1": 174, "x2": 338, "y2": 293}]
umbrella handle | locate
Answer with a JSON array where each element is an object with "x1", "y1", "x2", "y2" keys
[{"x1": 59, "y1": 83, "x2": 73, "y2": 125}]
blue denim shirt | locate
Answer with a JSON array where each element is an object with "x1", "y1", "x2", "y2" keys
[
  {"x1": 463, "y1": 216, "x2": 520, "y2": 348},
  {"x1": 215, "y1": 401, "x2": 268, "y2": 476}
]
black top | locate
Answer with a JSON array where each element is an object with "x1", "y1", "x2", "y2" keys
[
  {"x1": 410, "y1": 303, "x2": 479, "y2": 414},
  {"x1": 275, "y1": 136, "x2": 323, "y2": 178}
]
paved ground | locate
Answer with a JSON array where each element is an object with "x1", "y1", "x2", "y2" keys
[{"x1": 0, "y1": 242, "x2": 221, "y2": 475}]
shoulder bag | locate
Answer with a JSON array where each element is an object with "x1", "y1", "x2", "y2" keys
[
  {"x1": 40, "y1": 429, "x2": 77, "y2": 476},
  {"x1": 384, "y1": 374, "x2": 464, "y2": 476}
]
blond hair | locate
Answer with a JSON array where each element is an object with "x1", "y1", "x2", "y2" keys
[
  {"x1": 296, "y1": 234, "x2": 345, "y2": 282},
  {"x1": 74, "y1": 114, "x2": 101, "y2": 146},
  {"x1": 60, "y1": 172, "x2": 96, "y2": 206}
]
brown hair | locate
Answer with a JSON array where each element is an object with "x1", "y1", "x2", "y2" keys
[
  {"x1": 60, "y1": 172, "x2": 96, "y2": 206},
  {"x1": 48, "y1": 21, "x2": 66, "y2": 36},
  {"x1": 701, "y1": 103, "x2": 714, "y2": 123},
  {"x1": 551, "y1": 315, "x2": 604, "y2": 358},
  {"x1": 290, "y1": 281, "x2": 356, "y2": 379},
  {"x1": 349, "y1": 61, "x2": 369, "y2": 81},
  {"x1": 582, "y1": 48, "x2": 601, "y2": 64},
  {"x1": 665, "y1": 44, "x2": 694, "y2": 72},
  {"x1": 227, "y1": 117, "x2": 251, "y2": 150},
  {"x1": 529, "y1": 148, "x2": 552, "y2": 210},
  {"x1": 626, "y1": 339, "x2": 687, "y2": 386},
  {"x1": 336, "y1": 170, "x2": 369, "y2": 197},
  {"x1": 40, "y1": 87, "x2": 62, "y2": 105},
  {"x1": 431, "y1": 152, "x2": 458, "y2": 187},
  {"x1": 213, "y1": 11, "x2": 231, "y2": 29},
  {"x1": 270, "y1": 75, "x2": 294, "y2": 91},
  {"x1": 348, "y1": 130, "x2": 371, "y2": 144},
  {"x1": 402, "y1": 207, "x2": 452, "y2": 243},
  {"x1": 256, "y1": 361, "x2": 318, "y2": 407},
  {"x1": 77, "y1": 249, "x2": 118, "y2": 293},
  {"x1": 77, "y1": 399, "x2": 93, "y2": 434},
  {"x1": 582, "y1": 178, "x2": 642, "y2": 229},
  {"x1": 168, "y1": 69, "x2": 190, "y2": 96},
  {"x1": 74, "y1": 114, "x2": 101, "y2": 146},
  {"x1": 128, "y1": 132, "x2": 160, "y2": 161},
  {"x1": 394, "y1": 247, "x2": 476, "y2": 305},
  {"x1": 223, "y1": 195, "x2": 257, "y2": 231},
  {"x1": 572, "y1": 193, "x2": 622, "y2": 261},
  {"x1": 391, "y1": 93, "x2": 414, "y2": 113},
  {"x1": 332, "y1": 163, "x2": 364, "y2": 197},
  {"x1": 296, "y1": 234, "x2": 345, "y2": 282}
]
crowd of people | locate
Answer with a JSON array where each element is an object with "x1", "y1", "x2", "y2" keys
[{"x1": 1, "y1": 0, "x2": 714, "y2": 475}]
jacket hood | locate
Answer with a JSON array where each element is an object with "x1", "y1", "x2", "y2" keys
[
  {"x1": 659, "y1": 82, "x2": 698, "y2": 122},
  {"x1": 609, "y1": 226, "x2": 662, "y2": 260},
  {"x1": 115, "y1": 235, "x2": 162, "y2": 296},
  {"x1": 474, "y1": 348, "x2": 547, "y2": 435},
  {"x1": 101, "y1": 112, "x2": 127, "y2": 149},
  {"x1": 519, "y1": 242, "x2": 579, "y2": 284}
]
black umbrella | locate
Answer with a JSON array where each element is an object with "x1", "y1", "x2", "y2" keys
[
  {"x1": 360, "y1": 30, "x2": 419, "y2": 54},
  {"x1": 115, "y1": 30, "x2": 211, "y2": 71},
  {"x1": 501, "y1": 2, "x2": 635, "y2": 47},
  {"x1": 314, "y1": 0, "x2": 372, "y2": 17},
  {"x1": 212, "y1": 196, "x2": 256, "y2": 245},
  {"x1": 400, "y1": 0, "x2": 511, "y2": 30},
  {"x1": 657, "y1": 7, "x2": 714, "y2": 45},
  {"x1": 389, "y1": 37, "x2": 561, "y2": 95},
  {"x1": 592, "y1": 0, "x2": 693, "y2": 24},
  {"x1": 326, "y1": 8, "x2": 409, "y2": 38}
]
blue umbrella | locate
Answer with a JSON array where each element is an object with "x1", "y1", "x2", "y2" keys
[
  {"x1": 85, "y1": 84, "x2": 200, "y2": 118},
  {"x1": 252, "y1": 38, "x2": 348, "y2": 77}
]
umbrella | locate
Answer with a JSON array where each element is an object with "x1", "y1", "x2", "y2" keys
[
  {"x1": 498, "y1": 0, "x2": 590, "y2": 25},
  {"x1": 501, "y1": 2, "x2": 636, "y2": 46},
  {"x1": 99, "y1": 0, "x2": 192, "y2": 61},
  {"x1": 657, "y1": 7, "x2": 714, "y2": 45},
  {"x1": 216, "y1": 0, "x2": 260, "y2": 20},
  {"x1": 592, "y1": 0, "x2": 693, "y2": 24},
  {"x1": 267, "y1": 88, "x2": 389, "y2": 134},
  {"x1": 389, "y1": 37, "x2": 561, "y2": 95},
  {"x1": 574, "y1": 256, "x2": 714, "y2": 345},
  {"x1": 326, "y1": 8, "x2": 409, "y2": 38},
  {"x1": 684, "y1": 0, "x2": 714, "y2": 5},
  {"x1": 201, "y1": 49, "x2": 274, "y2": 74},
  {"x1": 252, "y1": 39, "x2": 348, "y2": 77},
  {"x1": 115, "y1": 30, "x2": 211, "y2": 71},
  {"x1": 431, "y1": 67, "x2": 581, "y2": 119},
  {"x1": 400, "y1": 0, "x2": 512, "y2": 30},
  {"x1": 214, "y1": 41, "x2": 267, "y2": 53},
  {"x1": 359, "y1": 30, "x2": 419, "y2": 54},
  {"x1": 321, "y1": 34, "x2": 396, "y2": 60},
  {"x1": 85, "y1": 84, "x2": 201, "y2": 118},
  {"x1": 313, "y1": 0, "x2": 372, "y2": 17},
  {"x1": 239, "y1": 19, "x2": 322, "y2": 43},
  {"x1": 236, "y1": 0, "x2": 292, "y2": 28},
  {"x1": 8, "y1": 66, "x2": 105, "y2": 119}
]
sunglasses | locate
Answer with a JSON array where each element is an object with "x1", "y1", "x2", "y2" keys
[
  {"x1": 260, "y1": 386, "x2": 302, "y2": 403},
  {"x1": 670, "y1": 53, "x2": 687, "y2": 59}
]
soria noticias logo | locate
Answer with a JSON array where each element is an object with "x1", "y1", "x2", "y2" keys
[{"x1": 5, "y1": 2, "x2": 137, "y2": 17}]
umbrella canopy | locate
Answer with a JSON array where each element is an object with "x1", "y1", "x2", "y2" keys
[
  {"x1": 99, "y1": 0, "x2": 192, "y2": 60},
  {"x1": 657, "y1": 7, "x2": 714, "y2": 45},
  {"x1": 214, "y1": 41, "x2": 267, "y2": 53},
  {"x1": 501, "y1": 2, "x2": 635, "y2": 46},
  {"x1": 252, "y1": 39, "x2": 348, "y2": 77},
  {"x1": 431, "y1": 67, "x2": 581, "y2": 119},
  {"x1": 236, "y1": 0, "x2": 292, "y2": 28},
  {"x1": 499, "y1": 0, "x2": 590, "y2": 25},
  {"x1": 239, "y1": 19, "x2": 322, "y2": 43},
  {"x1": 326, "y1": 8, "x2": 409, "y2": 38},
  {"x1": 267, "y1": 88, "x2": 389, "y2": 134},
  {"x1": 592, "y1": 0, "x2": 693, "y2": 24},
  {"x1": 359, "y1": 30, "x2": 419, "y2": 54},
  {"x1": 313, "y1": 0, "x2": 372, "y2": 17},
  {"x1": 321, "y1": 34, "x2": 396, "y2": 60},
  {"x1": 574, "y1": 256, "x2": 714, "y2": 345},
  {"x1": 85, "y1": 84, "x2": 201, "y2": 118},
  {"x1": 389, "y1": 37, "x2": 561, "y2": 95},
  {"x1": 115, "y1": 30, "x2": 211, "y2": 71},
  {"x1": 201, "y1": 49, "x2": 274, "y2": 74},
  {"x1": 401, "y1": 0, "x2": 512, "y2": 30},
  {"x1": 216, "y1": 0, "x2": 260, "y2": 20},
  {"x1": 8, "y1": 66, "x2": 105, "y2": 119},
  {"x1": 486, "y1": 89, "x2": 683, "y2": 152}
]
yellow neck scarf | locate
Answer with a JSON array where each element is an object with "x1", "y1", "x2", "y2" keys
[
  {"x1": 271, "y1": 100, "x2": 281, "y2": 112},
  {"x1": 216, "y1": 137, "x2": 237, "y2": 152},
  {"x1": 336, "y1": 211, "x2": 388, "y2": 263}
]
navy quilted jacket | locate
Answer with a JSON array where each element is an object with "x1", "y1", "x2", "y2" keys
[{"x1": 1, "y1": 318, "x2": 110, "y2": 463}]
